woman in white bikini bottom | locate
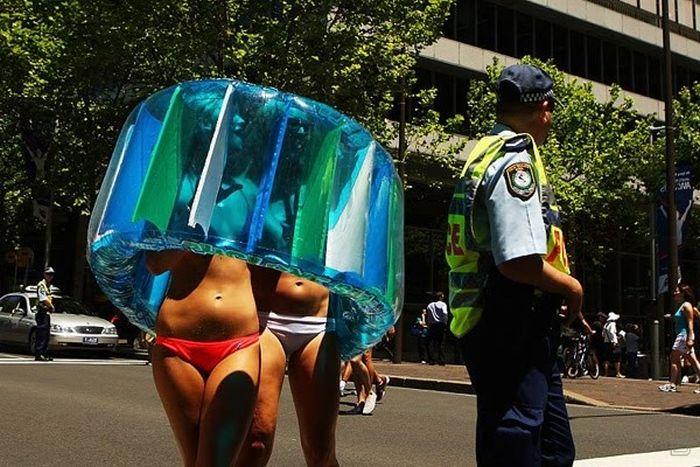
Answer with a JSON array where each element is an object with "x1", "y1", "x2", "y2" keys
[{"x1": 235, "y1": 311, "x2": 340, "y2": 467}]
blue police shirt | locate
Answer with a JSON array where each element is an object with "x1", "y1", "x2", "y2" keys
[{"x1": 481, "y1": 124, "x2": 547, "y2": 266}]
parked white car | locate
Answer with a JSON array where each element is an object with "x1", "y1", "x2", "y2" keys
[{"x1": 0, "y1": 288, "x2": 118, "y2": 353}]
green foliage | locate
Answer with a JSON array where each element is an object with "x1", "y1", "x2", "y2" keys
[
  {"x1": 465, "y1": 57, "x2": 662, "y2": 271},
  {"x1": 0, "y1": 0, "x2": 454, "y2": 247}
]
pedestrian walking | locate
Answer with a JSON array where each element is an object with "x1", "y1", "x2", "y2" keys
[
  {"x1": 411, "y1": 314, "x2": 429, "y2": 364},
  {"x1": 424, "y1": 292, "x2": 448, "y2": 365},
  {"x1": 602, "y1": 312, "x2": 625, "y2": 378},
  {"x1": 446, "y1": 64, "x2": 583, "y2": 466},
  {"x1": 624, "y1": 324, "x2": 640, "y2": 378},
  {"x1": 34, "y1": 266, "x2": 55, "y2": 361},
  {"x1": 659, "y1": 284, "x2": 700, "y2": 393}
]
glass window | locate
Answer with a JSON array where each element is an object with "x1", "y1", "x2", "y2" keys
[
  {"x1": 534, "y1": 19, "x2": 552, "y2": 60},
  {"x1": 553, "y1": 25, "x2": 569, "y2": 71},
  {"x1": 649, "y1": 57, "x2": 662, "y2": 99},
  {"x1": 497, "y1": 7, "x2": 515, "y2": 56},
  {"x1": 587, "y1": 37, "x2": 602, "y2": 82},
  {"x1": 634, "y1": 52, "x2": 648, "y2": 95},
  {"x1": 602, "y1": 41, "x2": 618, "y2": 85},
  {"x1": 456, "y1": 0, "x2": 476, "y2": 45},
  {"x1": 477, "y1": 1, "x2": 497, "y2": 50},
  {"x1": 435, "y1": 72, "x2": 456, "y2": 122},
  {"x1": 676, "y1": 65, "x2": 690, "y2": 92},
  {"x1": 570, "y1": 31, "x2": 586, "y2": 77},
  {"x1": 618, "y1": 47, "x2": 634, "y2": 91},
  {"x1": 516, "y1": 12, "x2": 533, "y2": 57},
  {"x1": 456, "y1": 77, "x2": 469, "y2": 123},
  {"x1": 0, "y1": 296, "x2": 21, "y2": 314}
]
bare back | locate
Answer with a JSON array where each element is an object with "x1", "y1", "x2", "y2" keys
[{"x1": 147, "y1": 251, "x2": 258, "y2": 341}]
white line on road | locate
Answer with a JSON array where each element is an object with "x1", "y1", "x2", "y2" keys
[
  {"x1": 0, "y1": 358, "x2": 148, "y2": 366},
  {"x1": 575, "y1": 447, "x2": 700, "y2": 466}
]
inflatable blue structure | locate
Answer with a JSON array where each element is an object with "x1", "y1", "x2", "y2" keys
[{"x1": 87, "y1": 79, "x2": 404, "y2": 358}]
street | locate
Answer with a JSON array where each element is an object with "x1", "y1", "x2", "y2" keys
[{"x1": 1, "y1": 355, "x2": 700, "y2": 466}]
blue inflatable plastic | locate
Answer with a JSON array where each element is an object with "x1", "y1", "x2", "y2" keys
[{"x1": 87, "y1": 79, "x2": 404, "y2": 358}]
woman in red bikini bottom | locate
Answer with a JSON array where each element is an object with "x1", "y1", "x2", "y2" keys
[
  {"x1": 236, "y1": 269, "x2": 340, "y2": 467},
  {"x1": 146, "y1": 251, "x2": 260, "y2": 467}
]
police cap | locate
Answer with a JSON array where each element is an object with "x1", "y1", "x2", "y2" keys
[{"x1": 497, "y1": 64, "x2": 555, "y2": 106}]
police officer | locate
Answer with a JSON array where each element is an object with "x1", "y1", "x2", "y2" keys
[
  {"x1": 35, "y1": 266, "x2": 55, "y2": 361},
  {"x1": 446, "y1": 65, "x2": 584, "y2": 466}
]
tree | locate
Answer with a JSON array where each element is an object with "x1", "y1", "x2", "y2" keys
[{"x1": 463, "y1": 58, "x2": 662, "y2": 288}]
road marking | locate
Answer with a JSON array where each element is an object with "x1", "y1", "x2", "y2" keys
[
  {"x1": 575, "y1": 447, "x2": 700, "y2": 466},
  {"x1": 0, "y1": 358, "x2": 148, "y2": 366}
]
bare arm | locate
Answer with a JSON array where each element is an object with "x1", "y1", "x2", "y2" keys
[
  {"x1": 144, "y1": 250, "x2": 185, "y2": 275},
  {"x1": 498, "y1": 254, "x2": 583, "y2": 319},
  {"x1": 684, "y1": 303, "x2": 695, "y2": 347}
]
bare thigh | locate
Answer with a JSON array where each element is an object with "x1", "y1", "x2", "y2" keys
[
  {"x1": 288, "y1": 332, "x2": 340, "y2": 467},
  {"x1": 152, "y1": 345, "x2": 205, "y2": 467},
  {"x1": 235, "y1": 329, "x2": 287, "y2": 467},
  {"x1": 196, "y1": 341, "x2": 261, "y2": 467}
]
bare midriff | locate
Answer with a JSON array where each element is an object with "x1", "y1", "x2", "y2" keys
[
  {"x1": 148, "y1": 251, "x2": 259, "y2": 341},
  {"x1": 251, "y1": 267, "x2": 329, "y2": 318}
]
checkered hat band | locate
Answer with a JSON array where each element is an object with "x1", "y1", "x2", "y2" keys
[{"x1": 520, "y1": 89, "x2": 554, "y2": 103}]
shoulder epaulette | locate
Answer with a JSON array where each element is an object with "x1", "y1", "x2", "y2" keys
[{"x1": 502, "y1": 134, "x2": 532, "y2": 153}]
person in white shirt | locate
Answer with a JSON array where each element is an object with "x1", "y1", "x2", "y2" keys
[
  {"x1": 422, "y1": 292, "x2": 448, "y2": 365},
  {"x1": 602, "y1": 312, "x2": 624, "y2": 378}
]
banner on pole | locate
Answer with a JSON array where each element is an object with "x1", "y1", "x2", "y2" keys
[{"x1": 657, "y1": 164, "x2": 693, "y2": 294}]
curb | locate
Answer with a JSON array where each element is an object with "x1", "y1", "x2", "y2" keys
[{"x1": 385, "y1": 375, "x2": 700, "y2": 416}]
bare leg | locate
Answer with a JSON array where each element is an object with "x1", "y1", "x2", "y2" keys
[
  {"x1": 670, "y1": 350, "x2": 682, "y2": 385},
  {"x1": 235, "y1": 330, "x2": 287, "y2": 467},
  {"x1": 363, "y1": 350, "x2": 381, "y2": 385},
  {"x1": 288, "y1": 332, "x2": 340, "y2": 467},
  {"x1": 341, "y1": 360, "x2": 352, "y2": 383},
  {"x1": 196, "y1": 342, "x2": 260, "y2": 467},
  {"x1": 350, "y1": 355, "x2": 371, "y2": 403},
  {"x1": 152, "y1": 345, "x2": 205, "y2": 467}
]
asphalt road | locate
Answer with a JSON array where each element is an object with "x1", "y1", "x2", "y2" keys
[{"x1": 1, "y1": 362, "x2": 700, "y2": 466}]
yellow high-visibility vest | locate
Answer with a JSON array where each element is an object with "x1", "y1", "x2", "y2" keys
[{"x1": 446, "y1": 133, "x2": 570, "y2": 337}]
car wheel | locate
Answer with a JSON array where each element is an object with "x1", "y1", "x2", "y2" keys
[{"x1": 28, "y1": 329, "x2": 37, "y2": 356}]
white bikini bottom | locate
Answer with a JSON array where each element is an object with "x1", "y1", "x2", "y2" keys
[{"x1": 258, "y1": 311, "x2": 334, "y2": 356}]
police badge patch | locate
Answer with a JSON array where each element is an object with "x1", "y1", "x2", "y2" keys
[{"x1": 504, "y1": 162, "x2": 536, "y2": 200}]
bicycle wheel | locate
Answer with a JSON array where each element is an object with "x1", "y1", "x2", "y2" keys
[
  {"x1": 586, "y1": 354, "x2": 600, "y2": 379},
  {"x1": 563, "y1": 348, "x2": 577, "y2": 378}
]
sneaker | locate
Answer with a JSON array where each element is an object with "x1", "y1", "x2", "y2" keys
[
  {"x1": 420, "y1": 361, "x2": 427, "y2": 365},
  {"x1": 616, "y1": 374, "x2": 625, "y2": 379},
  {"x1": 376, "y1": 376, "x2": 390, "y2": 402},
  {"x1": 658, "y1": 383, "x2": 677, "y2": 393},
  {"x1": 363, "y1": 392, "x2": 377, "y2": 415},
  {"x1": 339, "y1": 380, "x2": 346, "y2": 397},
  {"x1": 693, "y1": 388, "x2": 700, "y2": 394},
  {"x1": 348, "y1": 402, "x2": 365, "y2": 415}
]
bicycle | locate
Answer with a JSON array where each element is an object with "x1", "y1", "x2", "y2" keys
[{"x1": 563, "y1": 334, "x2": 599, "y2": 379}]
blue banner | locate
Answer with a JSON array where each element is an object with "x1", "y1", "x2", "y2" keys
[{"x1": 657, "y1": 164, "x2": 693, "y2": 294}]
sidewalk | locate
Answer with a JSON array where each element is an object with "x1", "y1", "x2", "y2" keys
[{"x1": 373, "y1": 360, "x2": 700, "y2": 416}]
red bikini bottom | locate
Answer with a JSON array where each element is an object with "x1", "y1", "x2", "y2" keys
[{"x1": 155, "y1": 333, "x2": 259, "y2": 374}]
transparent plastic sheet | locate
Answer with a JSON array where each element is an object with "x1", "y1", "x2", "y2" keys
[{"x1": 87, "y1": 79, "x2": 404, "y2": 358}]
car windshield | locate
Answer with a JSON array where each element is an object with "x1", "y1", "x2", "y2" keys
[{"x1": 32, "y1": 297, "x2": 95, "y2": 315}]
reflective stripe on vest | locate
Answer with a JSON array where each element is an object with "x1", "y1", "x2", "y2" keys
[{"x1": 446, "y1": 133, "x2": 569, "y2": 338}]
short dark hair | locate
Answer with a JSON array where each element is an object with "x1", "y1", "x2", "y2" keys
[{"x1": 678, "y1": 284, "x2": 696, "y2": 305}]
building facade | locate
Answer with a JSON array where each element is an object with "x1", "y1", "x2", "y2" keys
[{"x1": 400, "y1": 0, "x2": 700, "y2": 341}]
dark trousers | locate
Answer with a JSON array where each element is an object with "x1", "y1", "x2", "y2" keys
[
  {"x1": 461, "y1": 276, "x2": 575, "y2": 466},
  {"x1": 417, "y1": 334, "x2": 429, "y2": 362},
  {"x1": 34, "y1": 310, "x2": 51, "y2": 357},
  {"x1": 625, "y1": 352, "x2": 638, "y2": 378},
  {"x1": 427, "y1": 322, "x2": 446, "y2": 364}
]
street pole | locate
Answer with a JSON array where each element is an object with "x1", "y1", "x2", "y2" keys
[
  {"x1": 662, "y1": 0, "x2": 679, "y2": 297},
  {"x1": 43, "y1": 190, "x2": 53, "y2": 269},
  {"x1": 392, "y1": 83, "x2": 407, "y2": 364}
]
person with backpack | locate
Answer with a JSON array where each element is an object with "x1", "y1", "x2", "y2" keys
[{"x1": 446, "y1": 64, "x2": 583, "y2": 466}]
